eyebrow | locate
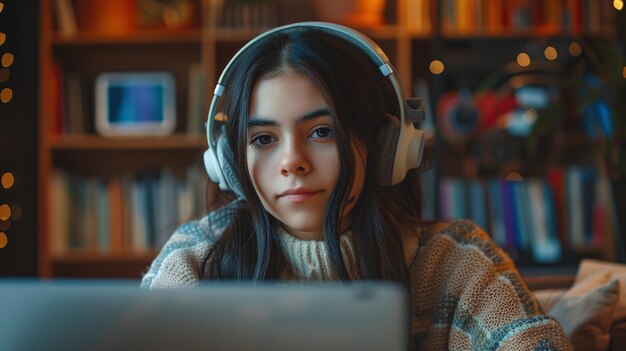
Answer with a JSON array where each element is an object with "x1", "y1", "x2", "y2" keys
[{"x1": 248, "y1": 107, "x2": 332, "y2": 127}]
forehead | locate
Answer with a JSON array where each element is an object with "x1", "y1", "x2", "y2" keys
[{"x1": 249, "y1": 72, "x2": 328, "y2": 122}]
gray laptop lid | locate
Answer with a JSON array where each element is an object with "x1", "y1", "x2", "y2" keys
[{"x1": 0, "y1": 280, "x2": 408, "y2": 351}]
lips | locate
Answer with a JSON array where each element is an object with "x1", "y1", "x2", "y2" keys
[{"x1": 278, "y1": 188, "x2": 322, "y2": 203}]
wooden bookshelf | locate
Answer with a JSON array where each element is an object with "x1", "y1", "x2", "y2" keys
[{"x1": 38, "y1": 0, "x2": 621, "y2": 279}]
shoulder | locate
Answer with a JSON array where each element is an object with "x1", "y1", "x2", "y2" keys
[
  {"x1": 411, "y1": 219, "x2": 523, "y2": 295},
  {"x1": 409, "y1": 220, "x2": 571, "y2": 349},
  {"x1": 140, "y1": 203, "x2": 236, "y2": 289},
  {"x1": 415, "y1": 220, "x2": 507, "y2": 266}
]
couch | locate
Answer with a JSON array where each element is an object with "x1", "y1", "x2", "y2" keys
[{"x1": 532, "y1": 259, "x2": 626, "y2": 351}]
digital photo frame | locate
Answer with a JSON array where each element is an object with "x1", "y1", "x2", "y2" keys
[{"x1": 95, "y1": 72, "x2": 176, "y2": 136}]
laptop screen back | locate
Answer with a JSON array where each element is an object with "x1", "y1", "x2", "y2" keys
[{"x1": 0, "y1": 280, "x2": 408, "y2": 351}]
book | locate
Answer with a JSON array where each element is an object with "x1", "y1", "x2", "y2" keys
[
  {"x1": 186, "y1": 63, "x2": 205, "y2": 135},
  {"x1": 53, "y1": 0, "x2": 78, "y2": 38},
  {"x1": 528, "y1": 179, "x2": 561, "y2": 263}
]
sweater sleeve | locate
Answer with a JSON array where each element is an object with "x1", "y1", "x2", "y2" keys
[
  {"x1": 410, "y1": 221, "x2": 572, "y2": 351},
  {"x1": 140, "y1": 206, "x2": 232, "y2": 289}
]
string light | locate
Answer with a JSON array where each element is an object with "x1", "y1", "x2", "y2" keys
[
  {"x1": 544, "y1": 46, "x2": 558, "y2": 61},
  {"x1": 0, "y1": 219, "x2": 9, "y2": 231},
  {"x1": 0, "y1": 232, "x2": 7, "y2": 249},
  {"x1": 614, "y1": 0, "x2": 624, "y2": 11},
  {"x1": 0, "y1": 33, "x2": 5, "y2": 46},
  {"x1": 10, "y1": 204, "x2": 21, "y2": 221},
  {"x1": 429, "y1": 60, "x2": 445, "y2": 75},
  {"x1": 1, "y1": 87, "x2": 12, "y2": 103},
  {"x1": 0, "y1": 68, "x2": 8, "y2": 83},
  {"x1": 0, "y1": 204, "x2": 11, "y2": 221},
  {"x1": 0, "y1": 3, "x2": 3, "y2": 13},
  {"x1": 569, "y1": 42, "x2": 582, "y2": 57},
  {"x1": 2, "y1": 53, "x2": 13, "y2": 67},
  {"x1": 517, "y1": 53, "x2": 531, "y2": 67},
  {"x1": 506, "y1": 172, "x2": 524, "y2": 181},
  {"x1": 1, "y1": 172, "x2": 14, "y2": 189}
]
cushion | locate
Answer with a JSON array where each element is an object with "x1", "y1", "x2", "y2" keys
[
  {"x1": 534, "y1": 271, "x2": 620, "y2": 351},
  {"x1": 576, "y1": 259, "x2": 626, "y2": 323}
]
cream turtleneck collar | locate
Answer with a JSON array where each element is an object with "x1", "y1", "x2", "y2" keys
[{"x1": 276, "y1": 228, "x2": 358, "y2": 281}]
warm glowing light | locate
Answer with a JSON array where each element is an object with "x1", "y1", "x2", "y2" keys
[
  {"x1": 10, "y1": 204, "x2": 21, "y2": 221},
  {"x1": 614, "y1": 0, "x2": 624, "y2": 10},
  {"x1": 429, "y1": 60, "x2": 445, "y2": 75},
  {"x1": 569, "y1": 42, "x2": 582, "y2": 57},
  {"x1": 215, "y1": 112, "x2": 228, "y2": 122},
  {"x1": 1, "y1": 172, "x2": 14, "y2": 189},
  {"x1": 0, "y1": 204, "x2": 10, "y2": 221},
  {"x1": 1, "y1": 88, "x2": 12, "y2": 103},
  {"x1": 0, "y1": 219, "x2": 9, "y2": 231},
  {"x1": 517, "y1": 53, "x2": 531, "y2": 67},
  {"x1": 0, "y1": 232, "x2": 7, "y2": 249},
  {"x1": 623, "y1": 67, "x2": 626, "y2": 79},
  {"x1": 544, "y1": 46, "x2": 558, "y2": 61},
  {"x1": 0, "y1": 3, "x2": 4, "y2": 13},
  {"x1": 506, "y1": 172, "x2": 524, "y2": 181},
  {"x1": 2, "y1": 53, "x2": 13, "y2": 67},
  {"x1": 0, "y1": 33, "x2": 5, "y2": 46},
  {"x1": 0, "y1": 68, "x2": 9, "y2": 83}
]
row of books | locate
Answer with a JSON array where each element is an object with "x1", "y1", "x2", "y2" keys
[
  {"x1": 439, "y1": 166, "x2": 619, "y2": 263},
  {"x1": 440, "y1": 0, "x2": 614, "y2": 35},
  {"x1": 51, "y1": 62, "x2": 206, "y2": 136},
  {"x1": 406, "y1": 0, "x2": 433, "y2": 33},
  {"x1": 215, "y1": 2, "x2": 278, "y2": 29},
  {"x1": 49, "y1": 166, "x2": 207, "y2": 254}
]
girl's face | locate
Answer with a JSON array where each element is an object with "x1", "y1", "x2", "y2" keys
[{"x1": 247, "y1": 72, "x2": 365, "y2": 240}]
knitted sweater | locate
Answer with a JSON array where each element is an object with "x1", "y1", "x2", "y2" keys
[{"x1": 141, "y1": 210, "x2": 572, "y2": 350}]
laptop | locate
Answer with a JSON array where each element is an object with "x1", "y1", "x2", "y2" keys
[{"x1": 0, "y1": 280, "x2": 408, "y2": 351}]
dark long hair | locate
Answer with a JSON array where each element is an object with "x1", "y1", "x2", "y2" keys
[{"x1": 202, "y1": 28, "x2": 423, "y2": 284}]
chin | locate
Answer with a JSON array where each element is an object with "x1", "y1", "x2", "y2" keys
[{"x1": 281, "y1": 215, "x2": 324, "y2": 237}]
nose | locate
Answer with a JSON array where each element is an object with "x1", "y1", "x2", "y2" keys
[{"x1": 279, "y1": 137, "x2": 311, "y2": 176}]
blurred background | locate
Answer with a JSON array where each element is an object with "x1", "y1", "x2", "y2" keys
[{"x1": 1, "y1": 0, "x2": 625, "y2": 283}]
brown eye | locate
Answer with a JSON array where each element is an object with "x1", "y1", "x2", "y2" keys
[
  {"x1": 250, "y1": 134, "x2": 276, "y2": 147},
  {"x1": 310, "y1": 126, "x2": 334, "y2": 139}
]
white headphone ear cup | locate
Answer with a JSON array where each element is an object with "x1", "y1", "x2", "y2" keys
[
  {"x1": 216, "y1": 136, "x2": 246, "y2": 199},
  {"x1": 376, "y1": 116, "x2": 401, "y2": 186},
  {"x1": 204, "y1": 148, "x2": 223, "y2": 187}
]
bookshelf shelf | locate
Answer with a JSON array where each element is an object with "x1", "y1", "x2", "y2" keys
[
  {"x1": 39, "y1": 0, "x2": 621, "y2": 279},
  {"x1": 47, "y1": 134, "x2": 206, "y2": 151},
  {"x1": 52, "y1": 28, "x2": 203, "y2": 46},
  {"x1": 51, "y1": 251, "x2": 157, "y2": 264},
  {"x1": 440, "y1": 30, "x2": 615, "y2": 41}
]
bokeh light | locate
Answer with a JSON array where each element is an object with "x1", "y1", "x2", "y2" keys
[
  {"x1": 0, "y1": 3, "x2": 3, "y2": 13},
  {"x1": 429, "y1": 60, "x2": 445, "y2": 75},
  {"x1": 569, "y1": 42, "x2": 582, "y2": 57},
  {"x1": 614, "y1": 0, "x2": 624, "y2": 11},
  {"x1": 0, "y1": 33, "x2": 5, "y2": 46},
  {"x1": 0, "y1": 68, "x2": 9, "y2": 83},
  {"x1": 544, "y1": 46, "x2": 558, "y2": 61},
  {"x1": 1, "y1": 87, "x2": 12, "y2": 103},
  {"x1": 0, "y1": 219, "x2": 9, "y2": 231},
  {"x1": 506, "y1": 172, "x2": 524, "y2": 181},
  {"x1": 0, "y1": 232, "x2": 7, "y2": 249},
  {"x1": 10, "y1": 204, "x2": 21, "y2": 221},
  {"x1": 623, "y1": 66, "x2": 626, "y2": 79},
  {"x1": 0, "y1": 204, "x2": 11, "y2": 221},
  {"x1": 1, "y1": 172, "x2": 14, "y2": 189},
  {"x1": 2, "y1": 53, "x2": 14, "y2": 67},
  {"x1": 516, "y1": 53, "x2": 531, "y2": 67}
]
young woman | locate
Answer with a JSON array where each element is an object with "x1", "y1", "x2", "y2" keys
[{"x1": 141, "y1": 23, "x2": 571, "y2": 350}]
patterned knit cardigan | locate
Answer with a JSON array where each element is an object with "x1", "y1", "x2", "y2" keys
[{"x1": 141, "y1": 208, "x2": 572, "y2": 350}]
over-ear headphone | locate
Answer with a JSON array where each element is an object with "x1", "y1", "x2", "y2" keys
[{"x1": 204, "y1": 22, "x2": 425, "y2": 200}]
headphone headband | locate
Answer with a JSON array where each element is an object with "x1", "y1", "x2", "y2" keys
[{"x1": 205, "y1": 22, "x2": 425, "y2": 198}]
